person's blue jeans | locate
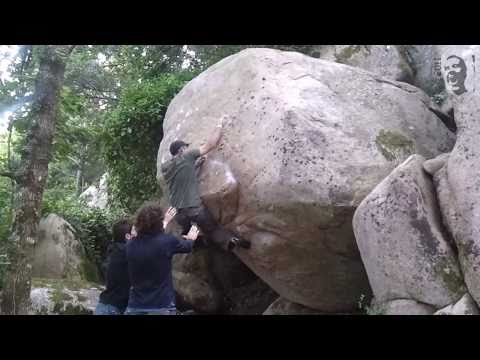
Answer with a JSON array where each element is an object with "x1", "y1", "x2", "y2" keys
[
  {"x1": 125, "y1": 307, "x2": 178, "y2": 315},
  {"x1": 94, "y1": 302, "x2": 124, "y2": 315}
]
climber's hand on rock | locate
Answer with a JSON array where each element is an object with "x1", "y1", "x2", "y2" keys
[
  {"x1": 195, "y1": 155, "x2": 207, "y2": 168},
  {"x1": 130, "y1": 226, "x2": 138, "y2": 238},
  {"x1": 219, "y1": 116, "x2": 225, "y2": 126},
  {"x1": 183, "y1": 224, "x2": 200, "y2": 241},
  {"x1": 163, "y1": 207, "x2": 177, "y2": 229},
  {"x1": 219, "y1": 115, "x2": 230, "y2": 128}
]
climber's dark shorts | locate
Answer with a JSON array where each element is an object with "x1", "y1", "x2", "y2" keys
[{"x1": 175, "y1": 204, "x2": 236, "y2": 252}]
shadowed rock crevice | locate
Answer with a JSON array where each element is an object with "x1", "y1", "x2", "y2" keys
[{"x1": 428, "y1": 107, "x2": 457, "y2": 133}]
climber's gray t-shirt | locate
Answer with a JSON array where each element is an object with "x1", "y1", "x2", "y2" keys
[{"x1": 161, "y1": 149, "x2": 202, "y2": 209}]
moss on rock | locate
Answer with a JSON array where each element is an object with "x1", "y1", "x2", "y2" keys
[
  {"x1": 375, "y1": 130, "x2": 415, "y2": 161},
  {"x1": 433, "y1": 259, "x2": 466, "y2": 297},
  {"x1": 51, "y1": 288, "x2": 73, "y2": 303},
  {"x1": 334, "y1": 45, "x2": 364, "y2": 64},
  {"x1": 62, "y1": 303, "x2": 92, "y2": 315},
  {"x1": 31, "y1": 277, "x2": 102, "y2": 315}
]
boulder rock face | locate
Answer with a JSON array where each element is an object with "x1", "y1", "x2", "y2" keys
[
  {"x1": 32, "y1": 214, "x2": 95, "y2": 281},
  {"x1": 380, "y1": 299, "x2": 436, "y2": 315},
  {"x1": 436, "y1": 45, "x2": 480, "y2": 306},
  {"x1": 157, "y1": 48, "x2": 455, "y2": 312},
  {"x1": 314, "y1": 45, "x2": 414, "y2": 83},
  {"x1": 353, "y1": 155, "x2": 466, "y2": 310},
  {"x1": 79, "y1": 173, "x2": 108, "y2": 209},
  {"x1": 434, "y1": 293, "x2": 479, "y2": 315},
  {"x1": 400, "y1": 45, "x2": 446, "y2": 96},
  {"x1": 422, "y1": 153, "x2": 449, "y2": 176},
  {"x1": 29, "y1": 278, "x2": 103, "y2": 315}
]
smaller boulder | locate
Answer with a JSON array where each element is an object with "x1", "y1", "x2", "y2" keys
[
  {"x1": 353, "y1": 155, "x2": 466, "y2": 308},
  {"x1": 434, "y1": 293, "x2": 479, "y2": 315},
  {"x1": 263, "y1": 297, "x2": 322, "y2": 315},
  {"x1": 29, "y1": 278, "x2": 103, "y2": 315},
  {"x1": 380, "y1": 299, "x2": 436, "y2": 315},
  {"x1": 32, "y1": 214, "x2": 97, "y2": 281}
]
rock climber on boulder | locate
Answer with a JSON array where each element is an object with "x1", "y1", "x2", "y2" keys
[{"x1": 161, "y1": 117, "x2": 251, "y2": 252}]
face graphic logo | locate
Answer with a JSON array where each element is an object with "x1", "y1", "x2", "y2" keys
[{"x1": 444, "y1": 55, "x2": 468, "y2": 95}]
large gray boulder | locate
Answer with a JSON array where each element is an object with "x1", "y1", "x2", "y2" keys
[
  {"x1": 436, "y1": 45, "x2": 480, "y2": 306},
  {"x1": 32, "y1": 214, "x2": 96, "y2": 281},
  {"x1": 157, "y1": 48, "x2": 455, "y2": 312},
  {"x1": 353, "y1": 155, "x2": 466, "y2": 310}
]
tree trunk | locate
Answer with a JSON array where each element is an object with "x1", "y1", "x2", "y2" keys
[
  {"x1": 0, "y1": 45, "x2": 74, "y2": 315},
  {"x1": 75, "y1": 145, "x2": 87, "y2": 196},
  {"x1": 76, "y1": 168, "x2": 83, "y2": 196}
]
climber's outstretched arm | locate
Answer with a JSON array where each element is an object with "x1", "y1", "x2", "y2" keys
[{"x1": 199, "y1": 119, "x2": 225, "y2": 156}]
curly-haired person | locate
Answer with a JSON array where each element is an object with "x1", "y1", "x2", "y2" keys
[{"x1": 124, "y1": 203, "x2": 199, "y2": 315}]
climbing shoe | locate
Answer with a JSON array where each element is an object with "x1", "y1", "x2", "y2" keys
[{"x1": 229, "y1": 237, "x2": 251, "y2": 250}]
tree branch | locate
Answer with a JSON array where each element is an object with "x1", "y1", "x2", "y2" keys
[
  {"x1": 0, "y1": 171, "x2": 16, "y2": 181},
  {"x1": 83, "y1": 93, "x2": 118, "y2": 102},
  {"x1": 101, "y1": 63, "x2": 122, "y2": 69},
  {"x1": 19, "y1": 45, "x2": 33, "y2": 77},
  {"x1": 72, "y1": 79, "x2": 118, "y2": 98}
]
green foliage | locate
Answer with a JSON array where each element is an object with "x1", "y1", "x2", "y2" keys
[
  {"x1": 111, "y1": 45, "x2": 188, "y2": 80},
  {"x1": 0, "y1": 133, "x2": 13, "y2": 290},
  {"x1": 52, "y1": 86, "x2": 105, "y2": 192},
  {"x1": 358, "y1": 294, "x2": 385, "y2": 315},
  {"x1": 103, "y1": 73, "x2": 192, "y2": 212},
  {"x1": 0, "y1": 180, "x2": 10, "y2": 288},
  {"x1": 0, "y1": 134, "x2": 12, "y2": 237}
]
